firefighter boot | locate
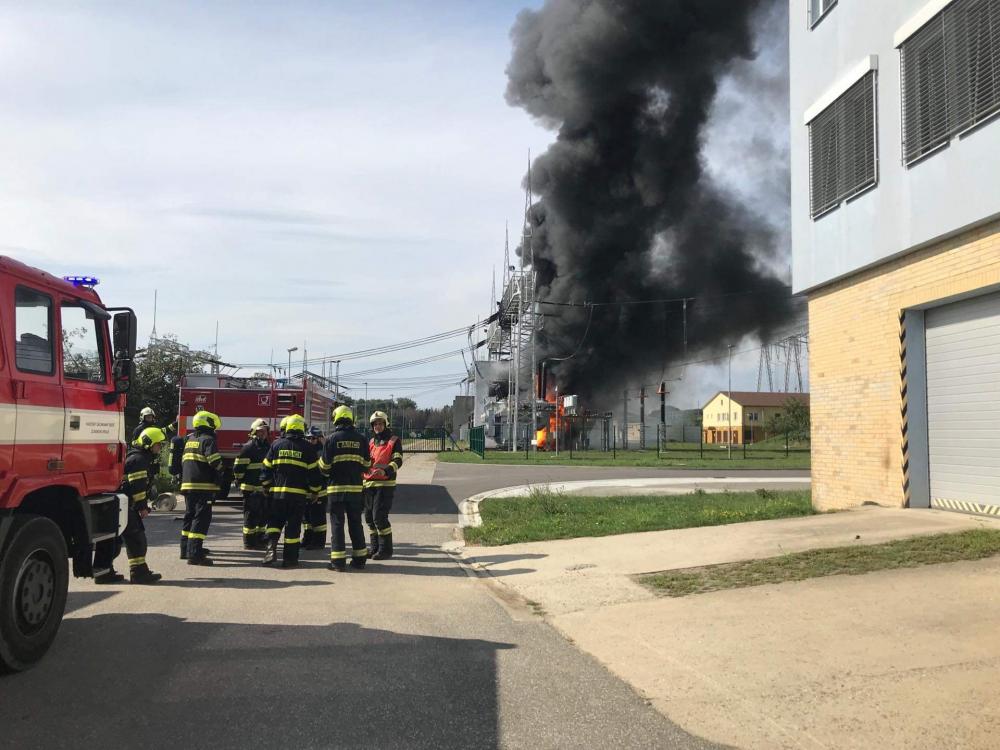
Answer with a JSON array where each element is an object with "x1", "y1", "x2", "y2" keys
[
  {"x1": 180, "y1": 536, "x2": 188, "y2": 560},
  {"x1": 328, "y1": 558, "x2": 347, "y2": 572},
  {"x1": 367, "y1": 530, "x2": 380, "y2": 559},
  {"x1": 187, "y1": 539, "x2": 213, "y2": 566},
  {"x1": 372, "y1": 533, "x2": 393, "y2": 560},
  {"x1": 301, "y1": 528, "x2": 315, "y2": 549},
  {"x1": 262, "y1": 539, "x2": 279, "y2": 566},
  {"x1": 282, "y1": 544, "x2": 300, "y2": 569},
  {"x1": 130, "y1": 565, "x2": 163, "y2": 585},
  {"x1": 95, "y1": 570, "x2": 126, "y2": 585},
  {"x1": 349, "y1": 550, "x2": 367, "y2": 570}
]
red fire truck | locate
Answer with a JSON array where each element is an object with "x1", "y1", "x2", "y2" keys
[
  {"x1": 0, "y1": 257, "x2": 137, "y2": 672},
  {"x1": 177, "y1": 373, "x2": 337, "y2": 497}
]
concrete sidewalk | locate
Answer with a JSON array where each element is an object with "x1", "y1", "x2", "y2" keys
[{"x1": 459, "y1": 507, "x2": 1000, "y2": 749}]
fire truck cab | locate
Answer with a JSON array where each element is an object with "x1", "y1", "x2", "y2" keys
[{"x1": 0, "y1": 257, "x2": 137, "y2": 672}]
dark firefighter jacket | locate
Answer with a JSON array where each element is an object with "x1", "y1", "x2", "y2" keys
[
  {"x1": 233, "y1": 437, "x2": 270, "y2": 493},
  {"x1": 120, "y1": 448, "x2": 155, "y2": 509},
  {"x1": 319, "y1": 424, "x2": 371, "y2": 495},
  {"x1": 261, "y1": 433, "x2": 322, "y2": 501},
  {"x1": 180, "y1": 427, "x2": 223, "y2": 494},
  {"x1": 363, "y1": 429, "x2": 403, "y2": 489}
]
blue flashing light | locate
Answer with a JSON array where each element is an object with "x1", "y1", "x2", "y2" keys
[{"x1": 63, "y1": 275, "x2": 100, "y2": 288}]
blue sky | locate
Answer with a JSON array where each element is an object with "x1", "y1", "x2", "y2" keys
[{"x1": 0, "y1": 0, "x2": 801, "y2": 408}]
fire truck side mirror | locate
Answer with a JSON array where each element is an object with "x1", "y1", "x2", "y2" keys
[
  {"x1": 113, "y1": 311, "x2": 137, "y2": 360},
  {"x1": 113, "y1": 358, "x2": 135, "y2": 394}
]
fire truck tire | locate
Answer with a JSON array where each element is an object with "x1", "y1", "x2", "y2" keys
[{"x1": 0, "y1": 515, "x2": 69, "y2": 673}]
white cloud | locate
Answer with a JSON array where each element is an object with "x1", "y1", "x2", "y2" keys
[{"x1": 0, "y1": 0, "x2": 551, "y2": 405}]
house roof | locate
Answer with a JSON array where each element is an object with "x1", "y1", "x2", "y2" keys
[{"x1": 702, "y1": 391, "x2": 810, "y2": 409}]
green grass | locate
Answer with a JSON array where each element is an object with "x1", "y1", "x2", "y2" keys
[
  {"x1": 639, "y1": 529, "x2": 1000, "y2": 597},
  {"x1": 439, "y1": 448, "x2": 810, "y2": 470},
  {"x1": 463, "y1": 488, "x2": 814, "y2": 546}
]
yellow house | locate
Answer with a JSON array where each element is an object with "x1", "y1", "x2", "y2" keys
[{"x1": 701, "y1": 392, "x2": 809, "y2": 445}]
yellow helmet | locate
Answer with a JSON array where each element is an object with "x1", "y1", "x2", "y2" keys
[
  {"x1": 283, "y1": 413, "x2": 306, "y2": 433},
  {"x1": 134, "y1": 426, "x2": 167, "y2": 449},
  {"x1": 370, "y1": 410, "x2": 389, "y2": 426},
  {"x1": 192, "y1": 410, "x2": 221, "y2": 430},
  {"x1": 333, "y1": 405, "x2": 354, "y2": 424}
]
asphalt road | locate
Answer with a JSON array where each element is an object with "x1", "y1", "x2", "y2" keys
[{"x1": 0, "y1": 459, "x2": 800, "y2": 749}]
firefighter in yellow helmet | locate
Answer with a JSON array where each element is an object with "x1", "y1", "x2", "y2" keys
[
  {"x1": 260, "y1": 414, "x2": 323, "y2": 567},
  {"x1": 180, "y1": 410, "x2": 223, "y2": 565},
  {"x1": 320, "y1": 405, "x2": 371, "y2": 571},
  {"x1": 233, "y1": 418, "x2": 271, "y2": 549},
  {"x1": 362, "y1": 410, "x2": 402, "y2": 560},
  {"x1": 94, "y1": 427, "x2": 167, "y2": 584}
]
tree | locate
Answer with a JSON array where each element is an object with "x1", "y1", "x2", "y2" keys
[
  {"x1": 765, "y1": 397, "x2": 810, "y2": 443},
  {"x1": 126, "y1": 335, "x2": 213, "y2": 433}
]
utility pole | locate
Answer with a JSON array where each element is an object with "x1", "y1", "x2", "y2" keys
[
  {"x1": 658, "y1": 381, "x2": 667, "y2": 440},
  {"x1": 554, "y1": 386, "x2": 559, "y2": 456},
  {"x1": 525, "y1": 152, "x2": 538, "y2": 452},
  {"x1": 364, "y1": 382, "x2": 368, "y2": 426},
  {"x1": 287, "y1": 346, "x2": 298, "y2": 380},
  {"x1": 622, "y1": 388, "x2": 629, "y2": 450},
  {"x1": 334, "y1": 360, "x2": 341, "y2": 401},
  {"x1": 639, "y1": 386, "x2": 646, "y2": 450},
  {"x1": 728, "y1": 344, "x2": 734, "y2": 460}
]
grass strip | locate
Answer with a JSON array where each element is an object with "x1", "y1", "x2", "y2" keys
[
  {"x1": 463, "y1": 489, "x2": 813, "y2": 546},
  {"x1": 438, "y1": 449, "x2": 810, "y2": 470},
  {"x1": 639, "y1": 529, "x2": 1000, "y2": 597}
]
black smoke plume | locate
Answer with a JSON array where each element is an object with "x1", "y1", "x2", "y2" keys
[{"x1": 506, "y1": 0, "x2": 793, "y2": 403}]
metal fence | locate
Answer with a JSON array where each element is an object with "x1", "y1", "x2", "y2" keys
[
  {"x1": 655, "y1": 423, "x2": 809, "y2": 460},
  {"x1": 469, "y1": 426, "x2": 485, "y2": 459},
  {"x1": 394, "y1": 424, "x2": 448, "y2": 453}
]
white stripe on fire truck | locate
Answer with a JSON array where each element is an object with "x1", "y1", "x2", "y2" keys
[
  {"x1": 183, "y1": 416, "x2": 282, "y2": 431},
  {"x1": 0, "y1": 403, "x2": 123, "y2": 445}
]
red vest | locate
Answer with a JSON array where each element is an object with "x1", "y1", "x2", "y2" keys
[{"x1": 364, "y1": 435, "x2": 399, "y2": 481}]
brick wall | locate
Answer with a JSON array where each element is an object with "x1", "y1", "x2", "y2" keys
[{"x1": 808, "y1": 219, "x2": 1000, "y2": 510}]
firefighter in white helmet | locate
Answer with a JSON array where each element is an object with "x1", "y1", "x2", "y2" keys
[
  {"x1": 362, "y1": 410, "x2": 402, "y2": 560},
  {"x1": 233, "y1": 418, "x2": 271, "y2": 549}
]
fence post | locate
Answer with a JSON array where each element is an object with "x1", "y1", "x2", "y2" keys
[
  {"x1": 743, "y1": 438, "x2": 747, "y2": 459},
  {"x1": 700, "y1": 431, "x2": 704, "y2": 459},
  {"x1": 525, "y1": 426, "x2": 529, "y2": 460},
  {"x1": 613, "y1": 424, "x2": 617, "y2": 460}
]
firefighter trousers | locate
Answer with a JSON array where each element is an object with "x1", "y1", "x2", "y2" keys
[
  {"x1": 302, "y1": 498, "x2": 328, "y2": 548},
  {"x1": 181, "y1": 491, "x2": 214, "y2": 558},
  {"x1": 242, "y1": 491, "x2": 268, "y2": 545},
  {"x1": 94, "y1": 505, "x2": 149, "y2": 574},
  {"x1": 328, "y1": 493, "x2": 367, "y2": 565},
  {"x1": 266, "y1": 495, "x2": 305, "y2": 563},
  {"x1": 364, "y1": 486, "x2": 394, "y2": 537}
]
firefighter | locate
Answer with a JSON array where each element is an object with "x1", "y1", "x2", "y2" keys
[
  {"x1": 320, "y1": 406, "x2": 371, "y2": 571},
  {"x1": 301, "y1": 426, "x2": 328, "y2": 550},
  {"x1": 260, "y1": 413, "x2": 322, "y2": 568},
  {"x1": 233, "y1": 418, "x2": 271, "y2": 550},
  {"x1": 93, "y1": 427, "x2": 166, "y2": 584},
  {"x1": 179, "y1": 410, "x2": 223, "y2": 566},
  {"x1": 363, "y1": 410, "x2": 402, "y2": 560},
  {"x1": 131, "y1": 406, "x2": 178, "y2": 442}
]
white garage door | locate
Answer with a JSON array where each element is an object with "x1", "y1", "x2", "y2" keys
[{"x1": 925, "y1": 291, "x2": 1000, "y2": 515}]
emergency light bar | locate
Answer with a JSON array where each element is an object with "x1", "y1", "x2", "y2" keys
[{"x1": 63, "y1": 275, "x2": 100, "y2": 288}]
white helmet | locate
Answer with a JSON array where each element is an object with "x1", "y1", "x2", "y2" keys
[{"x1": 140, "y1": 406, "x2": 156, "y2": 419}]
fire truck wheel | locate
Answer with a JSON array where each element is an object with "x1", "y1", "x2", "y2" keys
[{"x1": 0, "y1": 515, "x2": 69, "y2": 673}]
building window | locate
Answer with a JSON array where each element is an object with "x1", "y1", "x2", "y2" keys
[
  {"x1": 900, "y1": 0, "x2": 1000, "y2": 166},
  {"x1": 808, "y1": 71, "x2": 878, "y2": 219},
  {"x1": 810, "y1": 0, "x2": 838, "y2": 28}
]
